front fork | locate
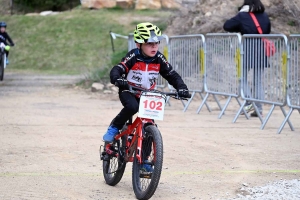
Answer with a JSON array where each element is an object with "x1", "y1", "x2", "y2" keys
[
  {"x1": 135, "y1": 124, "x2": 144, "y2": 164},
  {"x1": 136, "y1": 121, "x2": 155, "y2": 164}
]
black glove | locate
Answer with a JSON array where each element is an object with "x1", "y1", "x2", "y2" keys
[
  {"x1": 115, "y1": 78, "x2": 129, "y2": 90},
  {"x1": 10, "y1": 43, "x2": 15, "y2": 47},
  {"x1": 178, "y1": 89, "x2": 190, "y2": 98}
]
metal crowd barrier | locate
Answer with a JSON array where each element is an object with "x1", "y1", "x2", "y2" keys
[
  {"x1": 196, "y1": 33, "x2": 242, "y2": 118},
  {"x1": 278, "y1": 34, "x2": 300, "y2": 133},
  {"x1": 124, "y1": 32, "x2": 300, "y2": 133},
  {"x1": 233, "y1": 34, "x2": 294, "y2": 132},
  {"x1": 167, "y1": 34, "x2": 207, "y2": 112}
]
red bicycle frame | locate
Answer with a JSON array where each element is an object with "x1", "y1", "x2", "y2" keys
[{"x1": 105, "y1": 117, "x2": 155, "y2": 164}]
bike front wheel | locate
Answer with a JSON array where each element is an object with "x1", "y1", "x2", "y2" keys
[
  {"x1": 0, "y1": 54, "x2": 4, "y2": 81},
  {"x1": 102, "y1": 136, "x2": 126, "y2": 186},
  {"x1": 132, "y1": 125, "x2": 163, "y2": 200}
]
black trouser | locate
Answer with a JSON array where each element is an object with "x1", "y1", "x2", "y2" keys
[
  {"x1": 111, "y1": 90, "x2": 153, "y2": 161},
  {"x1": 110, "y1": 90, "x2": 139, "y2": 130}
]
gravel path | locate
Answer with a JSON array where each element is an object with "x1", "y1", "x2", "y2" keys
[{"x1": 224, "y1": 179, "x2": 300, "y2": 200}]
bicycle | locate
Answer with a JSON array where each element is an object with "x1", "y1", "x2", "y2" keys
[
  {"x1": 99, "y1": 86, "x2": 190, "y2": 200},
  {"x1": 0, "y1": 42, "x2": 10, "y2": 81}
]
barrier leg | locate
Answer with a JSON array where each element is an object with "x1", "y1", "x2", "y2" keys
[
  {"x1": 213, "y1": 94, "x2": 223, "y2": 111},
  {"x1": 260, "y1": 105, "x2": 275, "y2": 129},
  {"x1": 277, "y1": 108, "x2": 294, "y2": 134},
  {"x1": 232, "y1": 100, "x2": 251, "y2": 122},
  {"x1": 200, "y1": 92, "x2": 212, "y2": 112},
  {"x1": 197, "y1": 93, "x2": 209, "y2": 114},
  {"x1": 183, "y1": 91, "x2": 196, "y2": 112},
  {"x1": 218, "y1": 96, "x2": 232, "y2": 119},
  {"x1": 279, "y1": 106, "x2": 295, "y2": 132}
]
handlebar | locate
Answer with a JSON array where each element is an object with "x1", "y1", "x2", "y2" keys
[{"x1": 124, "y1": 85, "x2": 191, "y2": 100}]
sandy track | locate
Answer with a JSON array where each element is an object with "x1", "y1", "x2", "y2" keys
[{"x1": 0, "y1": 71, "x2": 300, "y2": 200}]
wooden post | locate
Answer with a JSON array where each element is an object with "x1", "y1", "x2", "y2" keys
[{"x1": 10, "y1": 0, "x2": 14, "y2": 15}]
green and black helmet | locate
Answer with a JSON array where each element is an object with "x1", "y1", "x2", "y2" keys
[{"x1": 134, "y1": 22, "x2": 164, "y2": 43}]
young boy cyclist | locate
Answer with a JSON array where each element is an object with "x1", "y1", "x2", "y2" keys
[
  {"x1": 0, "y1": 22, "x2": 15, "y2": 65},
  {"x1": 103, "y1": 22, "x2": 190, "y2": 143}
]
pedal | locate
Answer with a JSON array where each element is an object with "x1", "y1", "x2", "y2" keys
[
  {"x1": 105, "y1": 143, "x2": 118, "y2": 157},
  {"x1": 99, "y1": 145, "x2": 110, "y2": 161},
  {"x1": 101, "y1": 152, "x2": 110, "y2": 161}
]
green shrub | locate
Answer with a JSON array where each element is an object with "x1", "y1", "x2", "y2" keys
[{"x1": 14, "y1": 0, "x2": 80, "y2": 11}]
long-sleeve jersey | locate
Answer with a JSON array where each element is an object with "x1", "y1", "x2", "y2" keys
[
  {"x1": 110, "y1": 48, "x2": 188, "y2": 91},
  {"x1": 0, "y1": 32, "x2": 14, "y2": 46}
]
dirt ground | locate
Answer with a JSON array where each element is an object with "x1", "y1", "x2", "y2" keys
[{"x1": 0, "y1": 71, "x2": 300, "y2": 200}]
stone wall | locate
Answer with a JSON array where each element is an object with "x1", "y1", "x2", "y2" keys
[{"x1": 80, "y1": 0, "x2": 183, "y2": 9}]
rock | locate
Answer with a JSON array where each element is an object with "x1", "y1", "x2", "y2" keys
[
  {"x1": 103, "y1": 90, "x2": 113, "y2": 94},
  {"x1": 116, "y1": 0, "x2": 134, "y2": 9},
  {"x1": 135, "y1": 0, "x2": 161, "y2": 9},
  {"x1": 81, "y1": 0, "x2": 116, "y2": 9},
  {"x1": 25, "y1": 13, "x2": 40, "y2": 16},
  {"x1": 106, "y1": 83, "x2": 115, "y2": 88},
  {"x1": 91, "y1": 82, "x2": 104, "y2": 92},
  {"x1": 79, "y1": 0, "x2": 194, "y2": 9},
  {"x1": 242, "y1": 183, "x2": 249, "y2": 187},
  {"x1": 111, "y1": 87, "x2": 119, "y2": 93},
  {"x1": 162, "y1": 0, "x2": 181, "y2": 9},
  {"x1": 205, "y1": 12, "x2": 212, "y2": 17},
  {"x1": 40, "y1": 11, "x2": 60, "y2": 16},
  {"x1": 40, "y1": 11, "x2": 54, "y2": 16}
]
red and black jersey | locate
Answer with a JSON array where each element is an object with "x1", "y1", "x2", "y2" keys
[{"x1": 110, "y1": 48, "x2": 188, "y2": 91}]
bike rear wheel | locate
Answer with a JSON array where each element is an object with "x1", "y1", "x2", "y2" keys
[
  {"x1": 132, "y1": 125, "x2": 163, "y2": 200},
  {"x1": 0, "y1": 54, "x2": 4, "y2": 81},
  {"x1": 102, "y1": 136, "x2": 126, "y2": 186}
]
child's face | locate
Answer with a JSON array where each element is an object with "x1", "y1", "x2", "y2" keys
[
  {"x1": 0, "y1": 27, "x2": 5, "y2": 32},
  {"x1": 138, "y1": 42, "x2": 159, "y2": 57}
]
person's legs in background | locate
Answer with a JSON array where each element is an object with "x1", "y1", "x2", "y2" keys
[{"x1": 250, "y1": 67, "x2": 264, "y2": 117}]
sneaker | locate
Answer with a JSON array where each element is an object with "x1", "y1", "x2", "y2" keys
[
  {"x1": 141, "y1": 160, "x2": 153, "y2": 173},
  {"x1": 250, "y1": 111, "x2": 263, "y2": 117},
  {"x1": 102, "y1": 126, "x2": 119, "y2": 143},
  {"x1": 240, "y1": 104, "x2": 254, "y2": 115}
]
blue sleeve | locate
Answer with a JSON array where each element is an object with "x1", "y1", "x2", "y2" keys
[{"x1": 223, "y1": 14, "x2": 241, "y2": 32}]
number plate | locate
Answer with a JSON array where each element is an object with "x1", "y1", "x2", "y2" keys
[{"x1": 138, "y1": 92, "x2": 166, "y2": 120}]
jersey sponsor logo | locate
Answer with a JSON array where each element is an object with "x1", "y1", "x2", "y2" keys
[
  {"x1": 132, "y1": 75, "x2": 142, "y2": 83},
  {"x1": 149, "y1": 76, "x2": 157, "y2": 87},
  {"x1": 133, "y1": 71, "x2": 142, "y2": 75},
  {"x1": 149, "y1": 72, "x2": 159, "y2": 76},
  {"x1": 157, "y1": 54, "x2": 169, "y2": 67},
  {"x1": 123, "y1": 53, "x2": 135, "y2": 64}
]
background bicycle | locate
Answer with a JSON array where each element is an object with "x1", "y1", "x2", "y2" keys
[{"x1": 0, "y1": 42, "x2": 10, "y2": 81}]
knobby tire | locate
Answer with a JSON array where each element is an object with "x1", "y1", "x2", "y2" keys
[
  {"x1": 102, "y1": 136, "x2": 126, "y2": 186},
  {"x1": 0, "y1": 54, "x2": 4, "y2": 81},
  {"x1": 132, "y1": 125, "x2": 163, "y2": 200}
]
